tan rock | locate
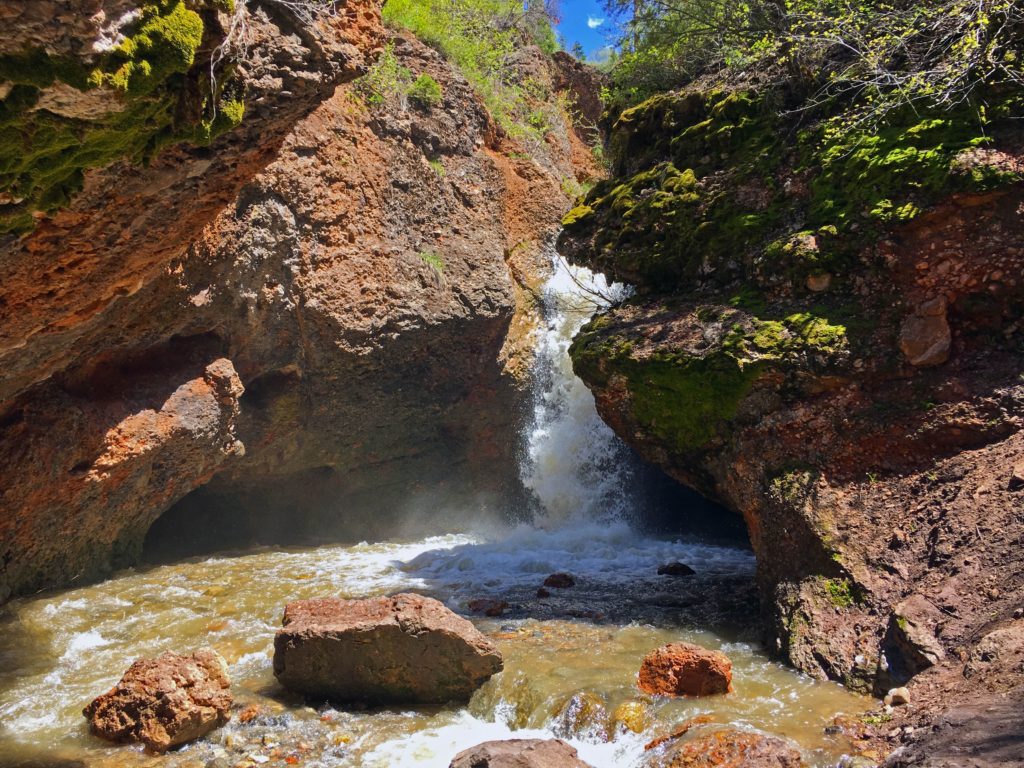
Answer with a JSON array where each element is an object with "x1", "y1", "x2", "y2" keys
[
  {"x1": 900, "y1": 297, "x2": 951, "y2": 367},
  {"x1": 637, "y1": 643, "x2": 733, "y2": 697},
  {"x1": 449, "y1": 739, "x2": 593, "y2": 768},
  {"x1": 805, "y1": 272, "x2": 832, "y2": 292},
  {"x1": 83, "y1": 649, "x2": 232, "y2": 752},
  {"x1": 273, "y1": 593, "x2": 503, "y2": 705}
]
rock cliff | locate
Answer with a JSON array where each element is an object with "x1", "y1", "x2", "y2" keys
[
  {"x1": 0, "y1": 2, "x2": 600, "y2": 600},
  {"x1": 560, "y1": 86, "x2": 1024, "y2": 750}
]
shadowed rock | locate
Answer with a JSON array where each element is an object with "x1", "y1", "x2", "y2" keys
[{"x1": 273, "y1": 593, "x2": 503, "y2": 705}]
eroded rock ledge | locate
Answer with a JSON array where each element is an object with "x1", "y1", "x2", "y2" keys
[{"x1": 0, "y1": 4, "x2": 600, "y2": 601}]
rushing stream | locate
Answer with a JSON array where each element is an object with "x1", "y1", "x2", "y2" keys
[{"x1": 0, "y1": 253, "x2": 868, "y2": 767}]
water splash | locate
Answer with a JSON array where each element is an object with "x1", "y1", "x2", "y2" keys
[{"x1": 520, "y1": 251, "x2": 634, "y2": 523}]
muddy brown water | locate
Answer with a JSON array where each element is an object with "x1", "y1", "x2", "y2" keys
[{"x1": 0, "y1": 526, "x2": 870, "y2": 767}]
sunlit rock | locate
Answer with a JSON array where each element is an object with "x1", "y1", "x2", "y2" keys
[
  {"x1": 638, "y1": 643, "x2": 733, "y2": 697},
  {"x1": 273, "y1": 593, "x2": 503, "y2": 705},
  {"x1": 83, "y1": 648, "x2": 232, "y2": 752}
]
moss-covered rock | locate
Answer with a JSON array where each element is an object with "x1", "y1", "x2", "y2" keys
[
  {"x1": 570, "y1": 302, "x2": 847, "y2": 454},
  {"x1": 560, "y1": 87, "x2": 1024, "y2": 296},
  {"x1": 0, "y1": 0, "x2": 243, "y2": 235}
]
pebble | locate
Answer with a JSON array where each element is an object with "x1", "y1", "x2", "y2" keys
[
  {"x1": 885, "y1": 687, "x2": 911, "y2": 706},
  {"x1": 1013, "y1": 608, "x2": 1023, "y2": 619}
]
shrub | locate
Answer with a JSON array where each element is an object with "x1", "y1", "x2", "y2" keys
[{"x1": 408, "y1": 73, "x2": 443, "y2": 107}]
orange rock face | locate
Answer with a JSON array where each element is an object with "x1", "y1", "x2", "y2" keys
[
  {"x1": 638, "y1": 643, "x2": 733, "y2": 697},
  {"x1": 83, "y1": 649, "x2": 232, "y2": 752}
]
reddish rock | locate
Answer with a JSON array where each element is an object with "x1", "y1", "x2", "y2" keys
[
  {"x1": 899, "y1": 296, "x2": 951, "y2": 368},
  {"x1": 83, "y1": 649, "x2": 232, "y2": 752},
  {"x1": 536, "y1": 587, "x2": 552, "y2": 598},
  {"x1": 543, "y1": 573, "x2": 576, "y2": 589},
  {"x1": 468, "y1": 598, "x2": 509, "y2": 617},
  {"x1": 450, "y1": 739, "x2": 593, "y2": 768},
  {"x1": 646, "y1": 729, "x2": 802, "y2": 767},
  {"x1": 638, "y1": 643, "x2": 733, "y2": 697},
  {"x1": 273, "y1": 593, "x2": 503, "y2": 704}
]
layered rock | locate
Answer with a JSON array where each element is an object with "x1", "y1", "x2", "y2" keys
[
  {"x1": 273, "y1": 593, "x2": 503, "y2": 704},
  {"x1": 0, "y1": 10, "x2": 597, "y2": 599},
  {"x1": 83, "y1": 648, "x2": 232, "y2": 752},
  {"x1": 560, "y1": 84, "x2": 1024, "y2": 748}
]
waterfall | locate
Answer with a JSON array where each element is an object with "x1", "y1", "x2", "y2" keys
[{"x1": 520, "y1": 248, "x2": 634, "y2": 524}]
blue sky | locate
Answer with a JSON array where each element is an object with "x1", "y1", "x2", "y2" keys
[{"x1": 555, "y1": 0, "x2": 619, "y2": 61}]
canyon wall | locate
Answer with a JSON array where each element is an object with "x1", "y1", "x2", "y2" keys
[
  {"x1": 0, "y1": 1, "x2": 601, "y2": 600},
  {"x1": 560, "y1": 87, "x2": 1024, "y2": 748}
]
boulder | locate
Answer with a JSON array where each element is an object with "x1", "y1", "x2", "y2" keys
[
  {"x1": 658, "y1": 562, "x2": 696, "y2": 577},
  {"x1": 638, "y1": 643, "x2": 733, "y2": 697},
  {"x1": 543, "y1": 573, "x2": 576, "y2": 588},
  {"x1": 272, "y1": 593, "x2": 503, "y2": 704},
  {"x1": 450, "y1": 739, "x2": 593, "y2": 768},
  {"x1": 83, "y1": 649, "x2": 232, "y2": 752},
  {"x1": 646, "y1": 729, "x2": 803, "y2": 767},
  {"x1": 884, "y1": 595, "x2": 945, "y2": 681}
]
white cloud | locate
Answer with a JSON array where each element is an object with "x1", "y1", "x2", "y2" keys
[{"x1": 587, "y1": 16, "x2": 605, "y2": 29}]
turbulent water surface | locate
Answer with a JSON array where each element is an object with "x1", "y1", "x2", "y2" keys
[{"x1": 0, "y1": 255, "x2": 868, "y2": 767}]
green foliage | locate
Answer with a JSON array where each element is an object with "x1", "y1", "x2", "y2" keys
[
  {"x1": 383, "y1": 0, "x2": 560, "y2": 140},
  {"x1": 356, "y1": 42, "x2": 413, "y2": 106},
  {"x1": 418, "y1": 249, "x2": 445, "y2": 273},
  {"x1": 0, "y1": 0, "x2": 244, "y2": 235},
  {"x1": 408, "y1": 73, "x2": 443, "y2": 107},
  {"x1": 604, "y1": 0, "x2": 1024, "y2": 121}
]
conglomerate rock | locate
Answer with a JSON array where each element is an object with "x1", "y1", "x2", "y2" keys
[{"x1": 83, "y1": 648, "x2": 232, "y2": 752}]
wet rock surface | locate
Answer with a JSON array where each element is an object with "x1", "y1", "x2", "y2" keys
[
  {"x1": 273, "y1": 593, "x2": 503, "y2": 704},
  {"x1": 638, "y1": 643, "x2": 733, "y2": 697},
  {"x1": 449, "y1": 739, "x2": 593, "y2": 768},
  {"x1": 646, "y1": 729, "x2": 803, "y2": 768},
  {"x1": 83, "y1": 649, "x2": 232, "y2": 752}
]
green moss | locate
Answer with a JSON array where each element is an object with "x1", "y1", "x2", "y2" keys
[
  {"x1": 95, "y1": 1, "x2": 205, "y2": 96},
  {"x1": 562, "y1": 87, "x2": 1024, "y2": 295},
  {"x1": 0, "y1": 1, "x2": 246, "y2": 235},
  {"x1": 570, "y1": 306, "x2": 847, "y2": 453},
  {"x1": 561, "y1": 204, "x2": 594, "y2": 227},
  {"x1": 822, "y1": 578, "x2": 856, "y2": 608}
]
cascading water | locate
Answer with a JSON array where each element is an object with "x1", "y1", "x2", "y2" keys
[
  {"x1": 520, "y1": 249, "x2": 634, "y2": 523},
  {"x1": 0, "y1": 248, "x2": 870, "y2": 768}
]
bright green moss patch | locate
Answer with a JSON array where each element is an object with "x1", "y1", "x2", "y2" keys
[
  {"x1": 0, "y1": 1, "x2": 245, "y2": 235},
  {"x1": 94, "y1": 1, "x2": 204, "y2": 96},
  {"x1": 822, "y1": 578, "x2": 857, "y2": 609}
]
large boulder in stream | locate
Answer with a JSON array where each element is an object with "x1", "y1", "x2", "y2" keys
[
  {"x1": 638, "y1": 643, "x2": 733, "y2": 697},
  {"x1": 83, "y1": 649, "x2": 232, "y2": 752},
  {"x1": 450, "y1": 739, "x2": 593, "y2": 768},
  {"x1": 273, "y1": 593, "x2": 503, "y2": 704}
]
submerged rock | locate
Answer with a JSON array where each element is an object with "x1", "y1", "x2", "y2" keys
[
  {"x1": 83, "y1": 649, "x2": 232, "y2": 752},
  {"x1": 449, "y1": 739, "x2": 593, "y2": 767},
  {"x1": 658, "y1": 562, "x2": 696, "y2": 577},
  {"x1": 468, "y1": 598, "x2": 510, "y2": 617},
  {"x1": 638, "y1": 643, "x2": 733, "y2": 697},
  {"x1": 273, "y1": 593, "x2": 503, "y2": 705},
  {"x1": 543, "y1": 573, "x2": 576, "y2": 588},
  {"x1": 550, "y1": 691, "x2": 610, "y2": 741},
  {"x1": 646, "y1": 729, "x2": 803, "y2": 767}
]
